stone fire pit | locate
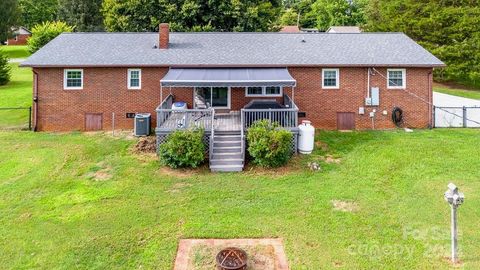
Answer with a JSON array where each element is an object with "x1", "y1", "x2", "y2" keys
[{"x1": 216, "y1": 247, "x2": 248, "y2": 270}]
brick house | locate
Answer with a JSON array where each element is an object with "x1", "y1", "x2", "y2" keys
[
  {"x1": 22, "y1": 23, "x2": 444, "y2": 171},
  {"x1": 6, "y1": 27, "x2": 31, "y2": 46}
]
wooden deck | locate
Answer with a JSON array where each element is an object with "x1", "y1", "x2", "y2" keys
[{"x1": 158, "y1": 111, "x2": 241, "y2": 131}]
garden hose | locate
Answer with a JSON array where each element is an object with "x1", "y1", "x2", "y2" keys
[{"x1": 392, "y1": 107, "x2": 403, "y2": 127}]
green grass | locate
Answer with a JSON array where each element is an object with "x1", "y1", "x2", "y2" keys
[
  {"x1": 0, "y1": 129, "x2": 479, "y2": 269},
  {"x1": 434, "y1": 87, "x2": 480, "y2": 100},
  {"x1": 0, "y1": 63, "x2": 32, "y2": 129},
  {"x1": 1, "y1": 57, "x2": 479, "y2": 268},
  {"x1": 0, "y1": 45, "x2": 30, "y2": 59}
]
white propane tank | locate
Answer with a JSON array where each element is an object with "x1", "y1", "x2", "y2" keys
[{"x1": 298, "y1": 120, "x2": 315, "y2": 154}]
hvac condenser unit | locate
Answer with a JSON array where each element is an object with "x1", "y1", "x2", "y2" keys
[{"x1": 134, "y1": 113, "x2": 151, "y2": 136}]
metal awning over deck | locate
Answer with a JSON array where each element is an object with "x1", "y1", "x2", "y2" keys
[{"x1": 160, "y1": 68, "x2": 296, "y2": 87}]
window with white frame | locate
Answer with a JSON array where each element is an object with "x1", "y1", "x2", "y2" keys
[
  {"x1": 387, "y1": 69, "x2": 406, "y2": 89},
  {"x1": 128, "y1": 69, "x2": 141, "y2": 89},
  {"x1": 64, "y1": 69, "x2": 83, "y2": 89},
  {"x1": 322, "y1": 68, "x2": 339, "y2": 89},
  {"x1": 245, "y1": 86, "x2": 282, "y2": 97}
]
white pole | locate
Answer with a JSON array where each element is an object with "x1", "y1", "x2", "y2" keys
[
  {"x1": 292, "y1": 86, "x2": 295, "y2": 103},
  {"x1": 451, "y1": 205, "x2": 458, "y2": 263},
  {"x1": 160, "y1": 83, "x2": 163, "y2": 103},
  {"x1": 112, "y1": 112, "x2": 115, "y2": 136}
]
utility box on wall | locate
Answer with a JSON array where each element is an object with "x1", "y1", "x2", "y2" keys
[
  {"x1": 365, "y1": 87, "x2": 380, "y2": 106},
  {"x1": 371, "y1": 87, "x2": 380, "y2": 106}
]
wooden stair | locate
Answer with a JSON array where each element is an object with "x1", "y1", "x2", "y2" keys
[{"x1": 209, "y1": 130, "x2": 244, "y2": 172}]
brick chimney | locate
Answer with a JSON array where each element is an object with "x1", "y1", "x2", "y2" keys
[{"x1": 159, "y1": 23, "x2": 169, "y2": 49}]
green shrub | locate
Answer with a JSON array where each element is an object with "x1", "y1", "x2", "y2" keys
[
  {"x1": 27, "y1": 21, "x2": 74, "y2": 53},
  {"x1": 159, "y1": 129, "x2": 206, "y2": 168},
  {"x1": 247, "y1": 120, "x2": 293, "y2": 167},
  {"x1": 0, "y1": 50, "x2": 11, "y2": 85}
]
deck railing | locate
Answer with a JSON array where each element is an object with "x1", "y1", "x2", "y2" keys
[
  {"x1": 209, "y1": 109, "x2": 215, "y2": 161},
  {"x1": 156, "y1": 94, "x2": 214, "y2": 130},
  {"x1": 283, "y1": 94, "x2": 297, "y2": 110},
  {"x1": 241, "y1": 95, "x2": 299, "y2": 130}
]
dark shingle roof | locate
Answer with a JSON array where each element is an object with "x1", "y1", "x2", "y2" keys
[{"x1": 21, "y1": 32, "x2": 445, "y2": 67}]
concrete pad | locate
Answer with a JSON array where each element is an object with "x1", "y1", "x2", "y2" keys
[
  {"x1": 173, "y1": 238, "x2": 289, "y2": 270},
  {"x1": 433, "y1": 92, "x2": 480, "y2": 107},
  {"x1": 433, "y1": 92, "x2": 480, "y2": 127}
]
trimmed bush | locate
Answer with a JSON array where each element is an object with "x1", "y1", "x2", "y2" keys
[
  {"x1": 247, "y1": 120, "x2": 293, "y2": 167},
  {"x1": 0, "y1": 50, "x2": 10, "y2": 85},
  {"x1": 159, "y1": 129, "x2": 206, "y2": 168},
  {"x1": 28, "y1": 21, "x2": 74, "y2": 53}
]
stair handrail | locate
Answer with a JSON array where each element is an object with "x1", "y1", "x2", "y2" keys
[
  {"x1": 209, "y1": 108, "x2": 215, "y2": 162},
  {"x1": 240, "y1": 109, "x2": 245, "y2": 162}
]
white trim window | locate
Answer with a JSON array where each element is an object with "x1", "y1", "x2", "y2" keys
[
  {"x1": 245, "y1": 86, "x2": 282, "y2": 97},
  {"x1": 128, "y1": 69, "x2": 141, "y2": 89},
  {"x1": 63, "y1": 69, "x2": 83, "y2": 90},
  {"x1": 387, "y1": 69, "x2": 406, "y2": 89},
  {"x1": 322, "y1": 68, "x2": 339, "y2": 89}
]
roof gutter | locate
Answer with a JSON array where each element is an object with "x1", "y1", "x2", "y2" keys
[{"x1": 20, "y1": 63, "x2": 447, "y2": 68}]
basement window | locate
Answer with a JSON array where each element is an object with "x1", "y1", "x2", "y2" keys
[
  {"x1": 322, "y1": 68, "x2": 339, "y2": 89},
  {"x1": 128, "y1": 69, "x2": 141, "y2": 89},
  {"x1": 64, "y1": 69, "x2": 83, "y2": 90},
  {"x1": 245, "y1": 86, "x2": 282, "y2": 97},
  {"x1": 387, "y1": 69, "x2": 406, "y2": 89}
]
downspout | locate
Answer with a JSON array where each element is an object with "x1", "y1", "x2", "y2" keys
[
  {"x1": 367, "y1": 68, "x2": 371, "y2": 99},
  {"x1": 428, "y1": 70, "x2": 433, "y2": 128},
  {"x1": 32, "y1": 70, "x2": 39, "y2": 131}
]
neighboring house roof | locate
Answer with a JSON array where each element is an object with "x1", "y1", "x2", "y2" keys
[
  {"x1": 13, "y1": 26, "x2": 32, "y2": 35},
  {"x1": 22, "y1": 32, "x2": 445, "y2": 67},
  {"x1": 327, "y1": 26, "x2": 361, "y2": 33},
  {"x1": 300, "y1": 28, "x2": 320, "y2": 33},
  {"x1": 280, "y1": 26, "x2": 300, "y2": 33}
]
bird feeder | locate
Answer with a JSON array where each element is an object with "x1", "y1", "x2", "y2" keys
[{"x1": 444, "y1": 183, "x2": 465, "y2": 264}]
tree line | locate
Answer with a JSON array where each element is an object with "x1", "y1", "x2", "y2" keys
[{"x1": 0, "y1": 0, "x2": 479, "y2": 87}]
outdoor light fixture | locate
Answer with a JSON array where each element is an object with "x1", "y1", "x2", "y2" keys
[{"x1": 444, "y1": 183, "x2": 465, "y2": 264}]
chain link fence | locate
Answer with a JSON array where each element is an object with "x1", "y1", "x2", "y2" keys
[
  {"x1": 434, "y1": 106, "x2": 480, "y2": 128},
  {"x1": 0, "y1": 107, "x2": 32, "y2": 130}
]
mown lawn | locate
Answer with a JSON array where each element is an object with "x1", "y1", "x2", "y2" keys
[
  {"x1": 434, "y1": 83, "x2": 480, "y2": 100},
  {"x1": 0, "y1": 45, "x2": 30, "y2": 59},
  {"x1": 434, "y1": 87, "x2": 480, "y2": 100},
  {"x1": 0, "y1": 63, "x2": 32, "y2": 129},
  {"x1": 0, "y1": 129, "x2": 479, "y2": 269}
]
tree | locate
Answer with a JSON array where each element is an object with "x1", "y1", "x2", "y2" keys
[
  {"x1": 307, "y1": 0, "x2": 367, "y2": 31},
  {"x1": 18, "y1": 0, "x2": 58, "y2": 29},
  {"x1": 101, "y1": 0, "x2": 282, "y2": 32},
  {"x1": 0, "y1": 0, "x2": 20, "y2": 42},
  {"x1": 279, "y1": 8, "x2": 299, "y2": 26},
  {"x1": 364, "y1": 0, "x2": 480, "y2": 87},
  {"x1": 58, "y1": 0, "x2": 104, "y2": 31},
  {"x1": 27, "y1": 21, "x2": 74, "y2": 53},
  {"x1": 0, "y1": 49, "x2": 11, "y2": 85}
]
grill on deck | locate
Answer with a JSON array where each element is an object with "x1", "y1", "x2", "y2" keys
[{"x1": 244, "y1": 100, "x2": 284, "y2": 109}]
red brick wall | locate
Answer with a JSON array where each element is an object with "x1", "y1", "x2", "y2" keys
[
  {"x1": 289, "y1": 67, "x2": 432, "y2": 129},
  {"x1": 7, "y1": 34, "x2": 30, "y2": 45},
  {"x1": 33, "y1": 67, "x2": 193, "y2": 131},
  {"x1": 33, "y1": 67, "x2": 432, "y2": 131}
]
